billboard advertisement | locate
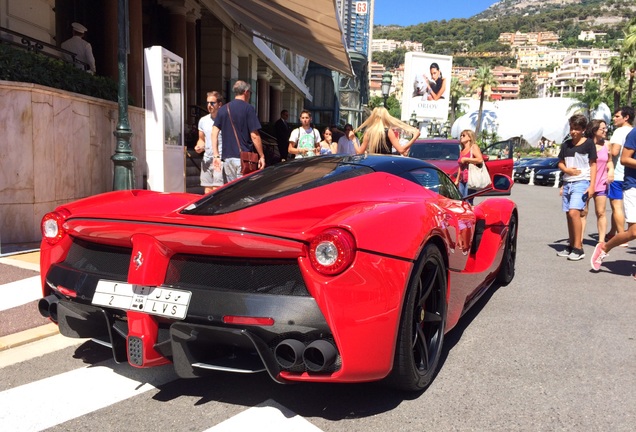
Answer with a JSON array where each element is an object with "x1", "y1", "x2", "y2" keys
[{"x1": 401, "y1": 52, "x2": 453, "y2": 123}]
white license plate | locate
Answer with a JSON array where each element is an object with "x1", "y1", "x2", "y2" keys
[
  {"x1": 536, "y1": 175, "x2": 543, "y2": 179},
  {"x1": 92, "y1": 280, "x2": 191, "y2": 320}
]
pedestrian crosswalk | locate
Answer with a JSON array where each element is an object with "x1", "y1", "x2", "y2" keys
[
  {"x1": 0, "y1": 261, "x2": 326, "y2": 432},
  {"x1": 0, "y1": 334, "x2": 325, "y2": 431},
  {"x1": 0, "y1": 276, "x2": 42, "y2": 311}
]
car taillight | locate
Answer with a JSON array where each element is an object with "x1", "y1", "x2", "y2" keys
[
  {"x1": 309, "y1": 228, "x2": 356, "y2": 275},
  {"x1": 41, "y1": 209, "x2": 70, "y2": 245}
]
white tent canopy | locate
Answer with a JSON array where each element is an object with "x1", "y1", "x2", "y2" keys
[{"x1": 451, "y1": 98, "x2": 612, "y2": 147}]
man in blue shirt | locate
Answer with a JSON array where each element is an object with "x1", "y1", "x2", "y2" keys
[{"x1": 211, "y1": 80, "x2": 265, "y2": 183}]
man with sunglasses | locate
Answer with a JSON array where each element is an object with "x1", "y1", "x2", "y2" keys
[{"x1": 194, "y1": 91, "x2": 223, "y2": 193}]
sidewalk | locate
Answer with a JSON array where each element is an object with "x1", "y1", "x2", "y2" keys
[{"x1": 0, "y1": 250, "x2": 60, "y2": 351}]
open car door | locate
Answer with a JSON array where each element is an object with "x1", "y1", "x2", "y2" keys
[{"x1": 480, "y1": 139, "x2": 515, "y2": 196}]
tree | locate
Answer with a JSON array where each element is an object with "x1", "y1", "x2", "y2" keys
[
  {"x1": 368, "y1": 95, "x2": 401, "y2": 118},
  {"x1": 519, "y1": 73, "x2": 537, "y2": 99},
  {"x1": 470, "y1": 67, "x2": 497, "y2": 135},
  {"x1": 605, "y1": 55, "x2": 627, "y2": 112},
  {"x1": 548, "y1": 85, "x2": 559, "y2": 97},
  {"x1": 449, "y1": 77, "x2": 466, "y2": 127},
  {"x1": 622, "y1": 19, "x2": 636, "y2": 105},
  {"x1": 568, "y1": 80, "x2": 603, "y2": 119}
]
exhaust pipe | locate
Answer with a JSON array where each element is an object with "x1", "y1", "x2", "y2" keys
[
  {"x1": 303, "y1": 340, "x2": 337, "y2": 372},
  {"x1": 274, "y1": 339, "x2": 305, "y2": 369},
  {"x1": 38, "y1": 295, "x2": 59, "y2": 323}
]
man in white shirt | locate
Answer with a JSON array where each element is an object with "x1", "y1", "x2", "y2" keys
[
  {"x1": 195, "y1": 91, "x2": 223, "y2": 194},
  {"x1": 607, "y1": 106, "x2": 635, "y2": 243},
  {"x1": 288, "y1": 110, "x2": 320, "y2": 158},
  {"x1": 61, "y1": 22, "x2": 96, "y2": 74},
  {"x1": 337, "y1": 124, "x2": 360, "y2": 155}
]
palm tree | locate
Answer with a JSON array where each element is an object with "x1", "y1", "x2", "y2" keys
[
  {"x1": 605, "y1": 55, "x2": 627, "y2": 112},
  {"x1": 449, "y1": 77, "x2": 466, "y2": 127},
  {"x1": 622, "y1": 19, "x2": 636, "y2": 105},
  {"x1": 567, "y1": 80, "x2": 603, "y2": 119},
  {"x1": 567, "y1": 78, "x2": 579, "y2": 94},
  {"x1": 548, "y1": 85, "x2": 558, "y2": 97},
  {"x1": 470, "y1": 67, "x2": 497, "y2": 135}
]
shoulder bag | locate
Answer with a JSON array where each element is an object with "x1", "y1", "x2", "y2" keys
[
  {"x1": 227, "y1": 103, "x2": 259, "y2": 175},
  {"x1": 467, "y1": 147, "x2": 492, "y2": 189}
]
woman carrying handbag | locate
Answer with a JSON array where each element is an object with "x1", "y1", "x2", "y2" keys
[{"x1": 455, "y1": 129, "x2": 489, "y2": 202}]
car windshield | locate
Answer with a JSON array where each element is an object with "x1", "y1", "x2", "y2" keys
[
  {"x1": 409, "y1": 143, "x2": 460, "y2": 160},
  {"x1": 536, "y1": 158, "x2": 558, "y2": 167},
  {"x1": 517, "y1": 158, "x2": 538, "y2": 166},
  {"x1": 182, "y1": 158, "x2": 373, "y2": 215}
]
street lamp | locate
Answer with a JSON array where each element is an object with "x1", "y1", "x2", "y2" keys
[
  {"x1": 381, "y1": 71, "x2": 392, "y2": 107},
  {"x1": 111, "y1": 0, "x2": 136, "y2": 190},
  {"x1": 409, "y1": 111, "x2": 418, "y2": 128}
]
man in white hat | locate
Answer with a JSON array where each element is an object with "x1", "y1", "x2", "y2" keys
[{"x1": 61, "y1": 22, "x2": 96, "y2": 74}]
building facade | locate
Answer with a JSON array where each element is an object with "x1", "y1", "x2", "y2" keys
[{"x1": 0, "y1": 0, "x2": 352, "y2": 248}]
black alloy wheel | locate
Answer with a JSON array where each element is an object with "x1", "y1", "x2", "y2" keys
[
  {"x1": 388, "y1": 243, "x2": 447, "y2": 392},
  {"x1": 496, "y1": 213, "x2": 517, "y2": 285}
]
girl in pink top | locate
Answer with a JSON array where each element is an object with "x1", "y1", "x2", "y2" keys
[{"x1": 583, "y1": 120, "x2": 613, "y2": 243}]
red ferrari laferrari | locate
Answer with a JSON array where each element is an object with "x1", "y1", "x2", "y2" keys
[{"x1": 38, "y1": 154, "x2": 517, "y2": 391}]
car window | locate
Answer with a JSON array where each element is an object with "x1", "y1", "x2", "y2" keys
[
  {"x1": 409, "y1": 143, "x2": 460, "y2": 160},
  {"x1": 481, "y1": 140, "x2": 513, "y2": 160},
  {"x1": 406, "y1": 168, "x2": 462, "y2": 200},
  {"x1": 183, "y1": 159, "x2": 373, "y2": 215}
]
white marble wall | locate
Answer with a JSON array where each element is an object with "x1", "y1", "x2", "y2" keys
[{"x1": 0, "y1": 81, "x2": 147, "y2": 245}]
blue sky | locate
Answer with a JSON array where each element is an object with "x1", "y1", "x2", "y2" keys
[{"x1": 373, "y1": 0, "x2": 497, "y2": 26}]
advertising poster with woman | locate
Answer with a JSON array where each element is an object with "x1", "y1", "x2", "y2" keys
[{"x1": 401, "y1": 52, "x2": 452, "y2": 123}]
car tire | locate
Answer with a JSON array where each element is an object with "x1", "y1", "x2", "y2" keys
[
  {"x1": 387, "y1": 243, "x2": 447, "y2": 392},
  {"x1": 496, "y1": 213, "x2": 517, "y2": 285}
]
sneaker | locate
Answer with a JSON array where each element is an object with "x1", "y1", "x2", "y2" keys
[
  {"x1": 557, "y1": 247, "x2": 572, "y2": 257},
  {"x1": 590, "y1": 243, "x2": 608, "y2": 271},
  {"x1": 567, "y1": 248, "x2": 585, "y2": 261}
]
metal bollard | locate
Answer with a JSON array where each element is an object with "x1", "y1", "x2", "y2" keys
[
  {"x1": 553, "y1": 172, "x2": 559, "y2": 188},
  {"x1": 529, "y1": 169, "x2": 535, "y2": 185}
]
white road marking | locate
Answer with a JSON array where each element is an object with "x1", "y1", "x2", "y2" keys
[
  {"x1": 0, "y1": 333, "x2": 83, "y2": 368},
  {"x1": 0, "y1": 257, "x2": 40, "y2": 272},
  {"x1": 0, "y1": 363, "x2": 178, "y2": 432},
  {"x1": 206, "y1": 399, "x2": 324, "y2": 432},
  {"x1": 0, "y1": 276, "x2": 42, "y2": 311}
]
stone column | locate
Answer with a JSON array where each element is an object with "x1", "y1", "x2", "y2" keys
[
  {"x1": 257, "y1": 65, "x2": 273, "y2": 124},
  {"x1": 269, "y1": 77, "x2": 285, "y2": 123},
  {"x1": 128, "y1": 0, "x2": 143, "y2": 107},
  {"x1": 186, "y1": 8, "x2": 201, "y2": 109},
  {"x1": 159, "y1": 0, "x2": 191, "y2": 131},
  {"x1": 102, "y1": 1, "x2": 118, "y2": 79}
]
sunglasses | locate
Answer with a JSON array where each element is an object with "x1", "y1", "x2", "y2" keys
[{"x1": 207, "y1": 101, "x2": 218, "y2": 105}]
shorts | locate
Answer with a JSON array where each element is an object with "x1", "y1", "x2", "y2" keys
[
  {"x1": 592, "y1": 189, "x2": 607, "y2": 197},
  {"x1": 200, "y1": 159, "x2": 224, "y2": 187},
  {"x1": 562, "y1": 180, "x2": 590, "y2": 212},
  {"x1": 608, "y1": 181, "x2": 624, "y2": 200},
  {"x1": 222, "y1": 158, "x2": 243, "y2": 183},
  {"x1": 624, "y1": 188, "x2": 636, "y2": 223}
]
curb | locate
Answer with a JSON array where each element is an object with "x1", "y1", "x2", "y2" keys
[{"x1": 0, "y1": 323, "x2": 59, "y2": 351}]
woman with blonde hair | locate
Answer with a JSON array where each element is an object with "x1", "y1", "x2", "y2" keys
[
  {"x1": 354, "y1": 107, "x2": 420, "y2": 155},
  {"x1": 456, "y1": 129, "x2": 483, "y2": 199}
]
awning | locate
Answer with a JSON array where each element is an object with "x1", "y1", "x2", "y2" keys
[{"x1": 213, "y1": 0, "x2": 354, "y2": 76}]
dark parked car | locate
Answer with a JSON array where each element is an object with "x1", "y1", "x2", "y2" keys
[
  {"x1": 513, "y1": 158, "x2": 559, "y2": 184},
  {"x1": 534, "y1": 167, "x2": 563, "y2": 186},
  {"x1": 409, "y1": 139, "x2": 514, "y2": 195},
  {"x1": 513, "y1": 157, "x2": 539, "y2": 168}
]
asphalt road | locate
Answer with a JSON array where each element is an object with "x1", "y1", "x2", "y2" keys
[{"x1": 1, "y1": 182, "x2": 635, "y2": 431}]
